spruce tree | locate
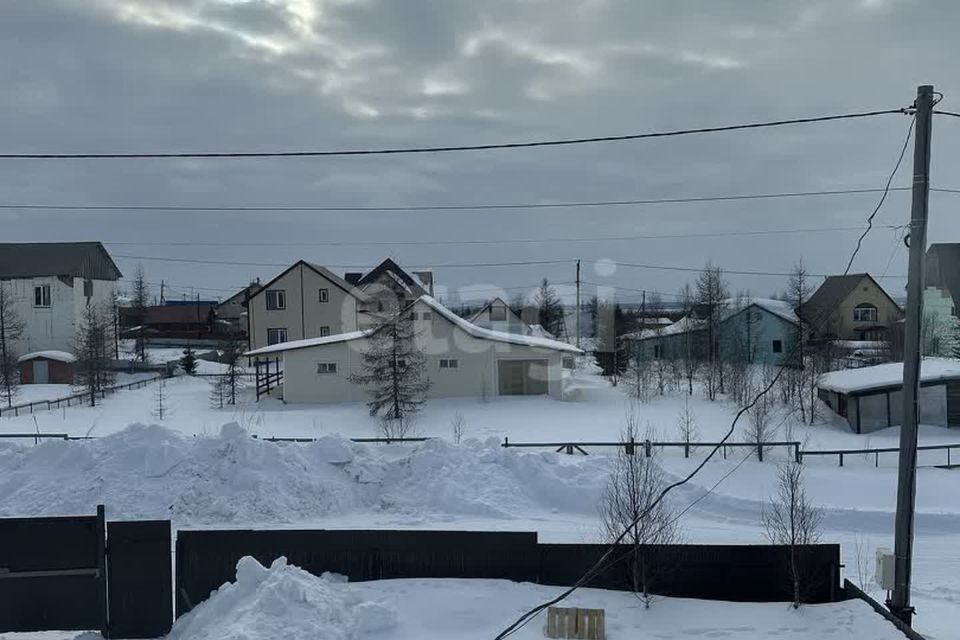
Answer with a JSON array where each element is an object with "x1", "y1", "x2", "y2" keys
[
  {"x1": 535, "y1": 278, "x2": 565, "y2": 337},
  {"x1": 180, "y1": 346, "x2": 198, "y2": 375},
  {"x1": 349, "y1": 310, "x2": 431, "y2": 430}
]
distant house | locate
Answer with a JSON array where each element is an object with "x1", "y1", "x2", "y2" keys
[
  {"x1": 627, "y1": 298, "x2": 800, "y2": 366},
  {"x1": 818, "y1": 358, "x2": 960, "y2": 432},
  {"x1": 345, "y1": 259, "x2": 434, "y2": 324},
  {"x1": 246, "y1": 260, "x2": 374, "y2": 351},
  {"x1": 0, "y1": 242, "x2": 121, "y2": 354},
  {"x1": 469, "y1": 297, "x2": 533, "y2": 335},
  {"x1": 801, "y1": 273, "x2": 902, "y2": 342},
  {"x1": 244, "y1": 295, "x2": 581, "y2": 404},
  {"x1": 216, "y1": 281, "x2": 262, "y2": 337},
  {"x1": 923, "y1": 243, "x2": 960, "y2": 355},
  {"x1": 119, "y1": 303, "x2": 217, "y2": 341}
]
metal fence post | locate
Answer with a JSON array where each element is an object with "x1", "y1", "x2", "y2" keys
[
  {"x1": 644, "y1": 439, "x2": 651, "y2": 458},
  {"x1": 839, "y1": 452, "x2": 844, "y2": 467}
]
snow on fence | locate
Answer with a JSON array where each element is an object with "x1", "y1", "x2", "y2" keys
[{"x1": 0, "y1": 375, "x2": 163, "y2": 419}]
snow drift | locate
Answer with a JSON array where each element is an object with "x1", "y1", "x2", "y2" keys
[
  {"x1": 168, "y1": 556, "x2": 396, "y2": 640},
  {"x1": 0, "y1": 422, "x2": 609, "y2": 525}
]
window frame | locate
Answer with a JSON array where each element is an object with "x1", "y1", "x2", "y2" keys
[
  {"x1": 853, "y1": 304, "x2": 878, "y2": 323},
  {"x1": 266, "y1": 327, "x2": 288, "y2": 345},
  {"x1": 319, "y1": 326, "x2": 331, "y2": 337},
  {"x1": 265, "y1": 289, "x2": 286, "y2": 311},
  {"x1": 439, "y1": 358, "x2": 459, "y2": 369},
  {"x1": 772, "y1": 339, "x2": 783, "y2": 354},
  {"x1": 319, "y1": 288, "x2": 329, "y2": 303},
  {"x1": 489, "y1": 305, "x2": 507, "y2": 321},
  {"x1": 33, "y1": 284, "x2": 51, "y2": 308},
  {"x1": 316, "y1": 362, "x2": 338, "y2": 374}
]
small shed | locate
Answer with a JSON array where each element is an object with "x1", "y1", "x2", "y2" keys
[
  {"x1": 817, "y1": 358, "x2": 960, "y2": 433},
  {"x1": 18, "y1": 351, "x2": 77, "y2": 385}
]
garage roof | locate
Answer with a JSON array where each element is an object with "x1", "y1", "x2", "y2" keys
[{"x1": 817, "y1": 358, "x2": 960, "y2": 394}]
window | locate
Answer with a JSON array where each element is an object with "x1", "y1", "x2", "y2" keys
[
  {"x1": 265, "y1": 289, "x2": 286, "y2": 310},
  {"x1": 317, "y1": 362, "x2": 337, "y2": 374},
  {"x1": 33, "y1": 285, "x2": 51, "y2": 308},
  {"x1": 83, "y1": 279, "x2": 93, "y2": 298},
  {"x1": 562, "y1": 356, "x2": 575, "y2": 369},
  {"x1": 653, "y1": 344, "x2": 663, "y2": 358},
  {"x1": 420, "y1": 311, "x2": 432, "y2": 321},
  {"x1": 489, "y1": 305, "x2": 507, "y2": 321},
  {"x1": 853, "y1": 304, "x2": 878, "y2": 323},
  {"x1": 772, "y1": 339, "x2": 783, "y2": 354},
  {"x1": 439, "y1": 358, "x2": 459, "y2": 369},
  {"x1": 319, "y1": 326, "x2": 330, "y2": 337},
  {"x1": 319, "y1": 288, "x2": 329, "y2": 303},
  {"x1": 266, "y1": 328, "x2": 287, "y2": 345},
  {"x1": 397, "y1": 359, "x2": 407, "y2": 369}
]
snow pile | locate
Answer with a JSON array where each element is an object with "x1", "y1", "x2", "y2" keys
[
  {"x1": 818, "y1": 357, "x2": 960, "y2": 393},
  {"x1": 0, "y1": 423, "x2": 609, "y2": 524},
  {"x1": 168, "y1": 556, "x2": 396, "y2": 640},
  {"x1": 17, "y1": 350, "x2": 77, "y2": 363}
]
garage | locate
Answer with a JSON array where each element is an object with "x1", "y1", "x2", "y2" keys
[
  {"x1": 497, "y1": 359, "x2": 549, "y2": 396},
  {"x1": 18, "y1": 351, "x2": 77, "y2": 385}
]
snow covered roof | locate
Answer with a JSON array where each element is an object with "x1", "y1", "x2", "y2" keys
[
  {"x1": 417, "y1": 296, "x2": 581, "y2": 353},
  {"x1": 244, "y1": 330, "x2": 370, "y2": 357},
  {"x1": 244, "y1": 296, "x2": 582, "y2": 357},
  {"x1": 17, "y1": 350, "x2": 77, "y2": 364},
  {"x1": 818, "y1": 358, "x2": 960, "y2": 394},
  {"x1": 625, "y1": 297, "x2": 798, "y2": 342}
]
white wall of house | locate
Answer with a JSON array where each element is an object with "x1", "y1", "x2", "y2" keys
[
  {"x1": 279, "y1": 304, "x2": 565, "y2": 404},
  {"x1": 248, "y1": 263, "x2": 362, "y2": 351},
  {"x1": 7, "y1": 276, "x2": 115, "y2": 354}
]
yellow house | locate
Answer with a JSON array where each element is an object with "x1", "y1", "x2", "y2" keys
[{"x1": 802, "y1": 273, "x2": 903, "y2": 341}]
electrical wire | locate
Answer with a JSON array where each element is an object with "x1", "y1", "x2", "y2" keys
[
  {"x1": 934, "y1": 110, "x2": 960, "y2": 118},
  {"x1": 0, "y1": 108, "x2": 908, "y2": 160},
  {"x1": 7, "y1": 186, "x2": 948, "y2": 213},
  {"x1": 843, "y1": 114, "x2": 915, "y2": 275}
]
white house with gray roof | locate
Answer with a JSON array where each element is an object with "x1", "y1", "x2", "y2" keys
[
  {"x1": 0, "y1": 242, "x2": 121, "y2": 354},
  {"x1": 245, "y1": 295, "x2": 581, "y2": 404}
]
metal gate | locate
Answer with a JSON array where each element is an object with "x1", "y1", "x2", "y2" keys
[{"x1": 0, "y1": 505, "x2": 107, "y2": 634}]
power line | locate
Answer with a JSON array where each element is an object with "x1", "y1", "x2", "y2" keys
[
  {"x1": 934, "y1": 109, "x2": 960, "y2": 118},
  {"x1": 11, "y1": 186, "x2": 957, "y2": 213},
  {"x1": 843, "y1": 114, "x2": 915, "y2": 275},
  {"x1": 614, "y1": 260, "x2": 907, "y2": 279},
  {"x1": 99, "y1": 225, "x2": 890, "y2": 248},
  {"x1": 0, "y1": 108, "x2": 908, "y2": 160}
]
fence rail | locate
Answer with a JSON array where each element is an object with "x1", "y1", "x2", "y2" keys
[
  {"x1": 502, "y1": 437, "x2": 802, "y2": 462},
  {"x1": 0, "y1": 376, "x2": 162, "y2": 419},
  {"x1": 501, "y1": 437, "x2": 960, "y2": 467}
]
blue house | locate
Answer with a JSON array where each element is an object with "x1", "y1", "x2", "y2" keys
[{"x1": 626, "y1": 298, "x2": 800, "y2": 366}]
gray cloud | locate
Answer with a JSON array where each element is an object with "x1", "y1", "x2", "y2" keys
[{"x1": 1, "y1": 0, "x2": 958, "y2": 303}]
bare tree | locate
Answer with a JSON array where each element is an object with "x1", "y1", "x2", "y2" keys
[
  {"x1": 762, "y1": 462, "x2": 823, "y2": 607},
  {"x1": 676, "y1": 396, "x2": 699, "y2": 457},
  {"x1": 677, "y1": 283, "x2": 698, "y2": 396},
  {"x1": 695, "y1": 262, "x2": 728, "y2": 400},
  {"x1": 646, "y1": 292, "x2": 670, "y2": 395},
  {"x1": 600, "y1": 411, "x2": 683, "y2": 606},
  {"x1": 535, "y1": 278, "x2": 565, "y2": 338},
  {"x1": 74, "y1": 303, "x2": 116, "y2": 407},
  {"x1": 130, "y1": 264, "x2": 151, "y2": 363},
  {"x1": 153, "y1": 378, "x2": 170, "y2": 421},
  {"x1": 785, "y1": 260, "x2": 812, "y2": 420},
  {"x1": 625, "y1": 347, "x2": 653, "y2": 403},
  {"x1": 451, "y1": 411, "x2": 466, "y2": 444},
  {"x1": 745, "y1": 366, "x2": 779, "y2": 461},
  {"x1": 0, "y1": 281, "x2": 25, "y2": 408}
]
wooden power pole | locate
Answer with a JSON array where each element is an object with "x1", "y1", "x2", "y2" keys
[{"x1": 889, "y1": 84, "x2": 935, "y2": 627}]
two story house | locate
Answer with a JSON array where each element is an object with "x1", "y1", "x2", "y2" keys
[
  {"x1": 345, "y1": 259, "x2": 434, "y2": 324},
  {"x1": 246, "y1": 261, "x2": 374, "y2": 351},
  {"x1": 0, "y1": 242, "x2": 121, "y2": 354},
  {"x1": 802, "y1": 273, "x2": 903, "y2": 341}
]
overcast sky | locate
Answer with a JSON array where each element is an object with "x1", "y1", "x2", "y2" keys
[{"x1": 2, "y1": 0, "x2": 959, "y2": 306}]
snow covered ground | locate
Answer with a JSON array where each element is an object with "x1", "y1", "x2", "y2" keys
[
  {"x1": 1, "y1": 367, "x2": 958, "y2": 637},
  {"x1": 6, "y1": 372, "x2": 160, "y2": 406}
]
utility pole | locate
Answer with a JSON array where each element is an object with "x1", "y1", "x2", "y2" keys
[
  {"x1": 160, "y1": 280, "x2": 166, "y2": 305},
  {"x1": 576, "y1": 260, "x2": 581, "y2": 349},
  {"x1": 889, "y1": 84, "x2": 934, "y2": 627}
]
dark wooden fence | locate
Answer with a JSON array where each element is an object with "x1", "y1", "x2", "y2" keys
[
  {"x1": 502, "y1": 437, "x2": 803, "y2": 463},
  {"x1": 0, "y1": 375, "x2": 161, "y2": 418},
  {"x1": 175, "y1": 528, "x2": 841, "y2": 616},
  {"x1": 0, "y1": 506, "x2": 107, "y2": 635},
  {"x1": 801, "y1": 442, "x2": 960, "y2": 467}
]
